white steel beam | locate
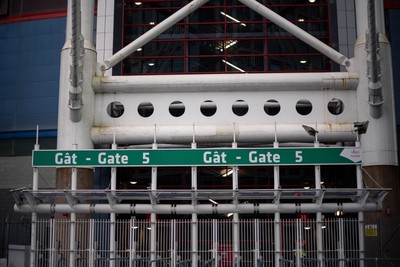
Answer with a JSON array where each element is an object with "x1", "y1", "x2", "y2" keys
[
  {"x1": 90, "y1": 124, "x2": 357, "y2": 145},
  {"x1": 92, "y1": 72, "x2": 358, "y2": 93},
  {"x1": 14, "y1": 202, "x2": 383, "y2": 214}
]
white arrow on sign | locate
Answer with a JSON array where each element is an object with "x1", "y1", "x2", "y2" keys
[{"x1": 340, "y1": 148, "x2": 362, "y2": 163}]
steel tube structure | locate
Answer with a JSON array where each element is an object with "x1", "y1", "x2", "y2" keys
[
  {"x1": 14, "y1": 203, "x2": 382, "y2": 214},
  {"x1": 92, "y1": 72, "x2": 358, "y2": 93},
  {"x1": 91, "y1": 123, "x2": 357, "y2": 145}
]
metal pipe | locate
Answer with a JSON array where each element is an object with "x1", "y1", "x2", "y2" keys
[
  {"x1": 101, "y1": 0, "x2": 210, "y2": 71},
  {"x1": 91, "y1": 123, "x2": 357, "y2": 145},
  {"x1": 110, "y1": 143, "x2": 117, "y2": 267},
  {"x1": 69, "y1": 0, "x2": 84, "y2": 122},
  {"x1": 15, "y1": 202, "x2": 381, "y2": 214},
  {"x1": 366, "y1": 0, "x2": 383, "y2": 118},
  {"x1": 30, "y1": 142, "x2": 39, "y2": 267},
  {"x1": 273, "y1": 140, "x2": 281, "y2": 266},
  {"x1": 237, "y1": 0, "x2": 350, "y2": 68},
  {"x1": 92, "y1": 72, "x2": 359, "y2": 93}
]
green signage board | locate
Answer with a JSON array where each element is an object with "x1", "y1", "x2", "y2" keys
[{"x1": 32, "y1": 147, "x2": 361, "y2": 167}]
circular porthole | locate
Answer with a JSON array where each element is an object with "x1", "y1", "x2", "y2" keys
[
  {"x1": 327, "y1": 98, "x2": 344, "y2": 115},
  {"x1": 138, "y1": 101, "x2": 154, "y2": 117},
  {"x1": 264, "y1": 99, "x2": 281, "y2": 116},
  {"x1": 296, "y1": 99, "x2": 312, "y2": 115},
  {"x1": 232, "y1": 100, "x2": 249, "y2": 116},
  {"x1": 107, "y1": 101, "x2": 125, "y2": 118},
  {"x1": 169, "y1": 101, "x2": 185, "y2": 117},
  {"x1": 200, "y1": 100, "x2": 217, "y2": 117}
]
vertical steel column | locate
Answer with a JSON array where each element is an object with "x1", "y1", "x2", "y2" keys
[
  {"x1": 191, "y1": 129, "x2": 199, "y2": 267},
  {"x1": 88, "y1": 219, "x2": 95, "y2": 267},
  {"x1": 30, "y1": 127, "x2": 40, "y2": 267},
  {"x1": 150, "y1": 130, "x2": 158, "y2": 267},
  {"x1": 314, "y1": 135, "x2": 324, "y2": 266},
  {"x1": 49, "y1": 218, "x2": 55, "y2": 266},
  {"x1": 213, "y1": 219, "x2": 219, "y2": 267},
  {"x1": 295, "y1": 220, "x2": 302, "y2": 267},
  {"x1": 69, "y1": 144, "x2": 78, "y2": 267},
  {"x1": 171, "y1": 220, "x2": 177, "y2": 266},
  {"x1": 273, "y1": 126, "x2": 281, "y2": 267},
  {"x1": 130, "y1": 219, "x2": 137, "y2": 267},
  {"x1": 356, "y1": 138, "x2": 365, "y2": 267},
  {"x1": 254, "y1": 219, "x2": 260, "y2": 267},
  {"x1": 232, "y1": 130, "x2": 240, "y2": 266},
  {"x1": 338, "y1": 218, "x2": 345, "y2": 267},
  {"x1": 109, "y1": 142, "x2": 117, "y2": 267}
]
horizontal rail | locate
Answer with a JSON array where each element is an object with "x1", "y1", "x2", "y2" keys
[
  {"x1": 90, "y1": 123, "x2": 357, "y2": 145},
  {"x1": 92, "y1": 72, "x2": 359, "y2": 93}
]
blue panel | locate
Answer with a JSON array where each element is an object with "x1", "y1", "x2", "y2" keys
[
  {"x1": 21, "y1": 49, "x2": 61, "y2": 67},
  {"x1": 22, "y1": 33, "x2": 65, "y2": 52},
  {"x1": 19, "y1": 81, "x2": 59, "y2": 99},
  {"x1": 0, "y1": 100, "x2": 16, "y2": 115},
  {"x1": 0, "y1": 23, "x2": 21, "y2": 39},
  {"x1": 0, "y1": 68, "x2": 18, "y2": 84},
  {"x1": 0, "y1": 53, "x2": 20, "y2": 69},
  {"x1": 15, "y1": 113, "x2": 58, "y2": 131},
  {"x1": 0, "y1": 38, "x2": 20, "y2": 54},
  {"x1": 0, "y1": 17, "x2": 66, "y2": 133},
  {"x1": 0, "y1": 84, "x2": 18, "y2": 100},
  {"x1": 16, "y1": 97, "x2": 58, "y2": 114},
  {"x1": 21, "y1": 18, "x2": 66, "y2": 36},
  {"x1": 0, "y1": 116, "x2": 15, "y2": 131}
]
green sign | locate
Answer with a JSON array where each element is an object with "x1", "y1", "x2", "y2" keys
[{"x1": 32, "y1": 147, "x2": 361, "y2": 167}]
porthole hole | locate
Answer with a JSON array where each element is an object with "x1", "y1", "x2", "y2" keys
[
  {"x1": 327, "y1": 98, "x2": 344, "y2": 115},
  {"x1": 200, "y1": 100, "x2": 217, "y2": 117},
  {"x1": 232, "y1": 100, "x2": 249, "y2": 116},
  {"x1": 296, "y1": 99, "x2": 312, "y2": 115},
  {"x1": 264, "y1": 99, "x2": 281, "y2": 116},
  {"x1": 107, "y1": 101, "x2": 125, "y2": 118},
  {"x1": 138, "y1": 101, "x2": 154, "y2": 117},
  {"x1": 169, "y1": 101, "x2": 185, "y2": 117}
]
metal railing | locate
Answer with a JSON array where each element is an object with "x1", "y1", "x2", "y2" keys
[{"x1": 3, "y1": 218, "x2": 400, "y2": 266}]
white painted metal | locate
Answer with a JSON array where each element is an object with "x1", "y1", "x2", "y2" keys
[
  {"x1": 14, "y1": 202, "x2": 382, "y2": 215},
  {"x1": 30, "y1": 142, "x2": 39, "y2": 267},
  {"x1": 354, "y1": 0, "x2": 398, "y2": 166},
  {"x1": 92, "y1": 72, "x2": 358, "y2": 93},
  {"x1": 30, "y1": 217, "x2": 364, "y2": 266},
  {"x1": 91, "y1": 124, "x2": 357, "y2": 145},
  {"x1": 58, "y1": 0, "x2": 96, "y2": 150},
  {"x1": 68, "y1": 0, "x2": 84, "y2": 122}
]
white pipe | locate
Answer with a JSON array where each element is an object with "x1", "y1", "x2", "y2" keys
[
  {"x1": 70, "y1": 168, "x2": 77, "y2": 267},
  {"x1": 110, "y1": 143, "x2": 117, "y2": 267},
  {"x1": 237, "y1": 0, "x2": 350, "y2": 68},
  {"x1": 101, "y1": 0, "x2": 210, "y2": 70},
  {"x1": 30, "y1": 142, "x2": 40, "y2": 267},
  {"x1": 14, "y1": 202, "x2": 381, "y2": 214},
  {"x1": 69, "y1": 0, "x2": 84, "y2": 122},
  {"x1": 92, "y1": 72, "x2": 358, "y2": 93},
  {"x1": 91, "y1": 124, "x2": 357, "y2": 145},
  {"x1": 273, "y1": 140, "x2": 281, "y2": 267}
]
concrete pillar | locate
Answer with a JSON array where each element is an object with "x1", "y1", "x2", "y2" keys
[
  {"x1": 354, "y1": 0, "x2": 399, "y2": 259},
  {"x1": 56, "y1": 0, "x2": 96, "y2": 215}
]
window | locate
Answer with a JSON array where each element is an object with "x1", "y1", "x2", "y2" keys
[{"x1": 122, "y1": 0, "x2": 332, "y2": 74}]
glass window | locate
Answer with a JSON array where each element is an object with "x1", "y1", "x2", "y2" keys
[{"x1": 122, "y1": 0, "x2": 332, "y2": 75}]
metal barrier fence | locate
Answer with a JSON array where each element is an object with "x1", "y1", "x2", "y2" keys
[{"x1": 22, "y1": 218, "x2": 373, "y2": 267}]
